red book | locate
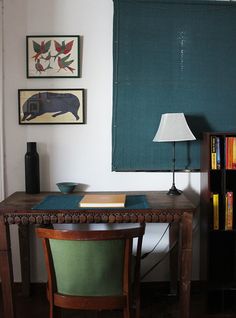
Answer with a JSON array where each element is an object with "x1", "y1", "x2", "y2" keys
[
  {"x1": 225, "y1": 192, "x2": 233, "y2": 230},
  {"x1": 232, "y1": 137, "x2": 236, "y2": 169}
]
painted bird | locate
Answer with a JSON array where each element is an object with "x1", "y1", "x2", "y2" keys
[
  {"x1": 54, "y1": 40, "x2": 74, "y2": 60},
  {"x1": 35, "y1": 59, "x2": 53, "y2": 74},
  {"x1": 32, "y1": 40, "x2": 51, "y2": 61},
  {"x1": 35, "y1": 59, "x2": 44, "y2": 73},
  {"x1": 57, "y1": 54, "x2": 75, "y2": 73},
  {"x1": 41, "y1": 52, "x2": 52, "y2": 61}
]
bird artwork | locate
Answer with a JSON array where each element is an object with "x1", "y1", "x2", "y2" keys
[
  {"x1": 28, "y1": 36, "x2": 79, "y2": 77},
  {"x1": 41, "y1": 52, "x2": 52, "y2": 61},
  {"x1": 35, "y1": 59, "x2": 53, "y2": 74},
  {"x1": 32, "y1": 40, "x2": 51, "y2": 61},
  {"x1": 57, "y1": 55, "x2": 75, "y2": 73},
  {"x1": 35, "y1": 59, "x2": 44, "y2": 73},
  {"x1": 54, "y1": 40, "x2": 74, "y2": 60}
]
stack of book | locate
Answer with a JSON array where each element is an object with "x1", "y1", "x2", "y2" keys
[
  {"x1": 212, "y1": 191, "x2": 234, "y2": 231},
  {"x1": 211, "y1": 136, "x2": 236, "y2": 169}
]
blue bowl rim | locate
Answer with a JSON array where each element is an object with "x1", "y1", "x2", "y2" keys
[{"x1": 56, "y1": 182, "x2": 78, "y2": 186}]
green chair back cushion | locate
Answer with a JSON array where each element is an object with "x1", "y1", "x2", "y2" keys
[{"x1": 49, "y1": 239, "x2": 125, "y2": 296}]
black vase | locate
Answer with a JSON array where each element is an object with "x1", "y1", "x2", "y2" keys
[{"x1": 25, "y1": 142, "x2": 40, "y2": 194}]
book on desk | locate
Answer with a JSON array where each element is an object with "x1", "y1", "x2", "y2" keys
[{"x1": 79, "y1": 194, "x2": 126, "y2": 208}]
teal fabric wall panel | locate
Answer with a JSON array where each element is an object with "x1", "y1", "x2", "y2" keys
[{"x1": 112, "y1": 0, "x2": 236, "y2": 171}]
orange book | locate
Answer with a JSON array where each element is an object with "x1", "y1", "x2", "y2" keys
[
  {"x1": 226, "y1": 137, "x2": 234, "y2": 169},
  {"x1": 79, "y1": 194, "x2": 126, "y2": 208}
]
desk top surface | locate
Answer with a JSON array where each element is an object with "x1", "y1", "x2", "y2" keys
[
  {"x1": 0, "y1": 191, "x2": 196, "y2": 213},
  {"x1": 0, "y1": 191, "x2": 196, "y2": 224}
]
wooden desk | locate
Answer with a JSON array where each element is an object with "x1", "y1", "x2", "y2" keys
[{"x1": 0, "y1": 191, "x2": 196, "y2": 318}]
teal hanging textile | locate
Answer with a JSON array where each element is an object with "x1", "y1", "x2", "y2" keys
[{"x1": 112, "y1": 0, "x2": 236, "y2": 171}]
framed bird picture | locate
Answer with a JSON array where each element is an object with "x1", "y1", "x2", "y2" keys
[{"x1": 26, "y1": 35, "x2": 80, "y2": 78}]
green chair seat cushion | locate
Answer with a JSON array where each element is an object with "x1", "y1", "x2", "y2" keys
[{"x1": 49, "y1": 239, "x2": 125, "y2": 296}]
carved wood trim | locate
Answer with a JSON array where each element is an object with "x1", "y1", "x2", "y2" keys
[{"x1": 4, "y1": 210, "x2": 187, "y2": 225}]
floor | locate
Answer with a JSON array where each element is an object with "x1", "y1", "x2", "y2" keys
[{"x1": 0, "y1": 283, "x2": 235, "y2": 318}]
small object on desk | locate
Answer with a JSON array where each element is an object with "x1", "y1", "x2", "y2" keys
[
  {"x1": 25, "y1": 142, "x2": 40, "y2": 194},
  {"x1": 56, "y1": 182, "x2": 78, "y2": 194},
  {"x1": 79, "y1": 194, "x2": 126, "y2": 208}
]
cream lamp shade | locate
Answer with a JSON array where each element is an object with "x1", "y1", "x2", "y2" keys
[{"x1": 153, "y1": 113, "x2": 196, "y2": 142}]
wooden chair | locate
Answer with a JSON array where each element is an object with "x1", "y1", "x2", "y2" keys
[{"x1": 36, "y1": 223, "x2": 145, "y2": 318}]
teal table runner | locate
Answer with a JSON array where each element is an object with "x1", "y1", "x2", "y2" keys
[{"x1": 32, "y1": 194, "x2": 149, "y2": 210}]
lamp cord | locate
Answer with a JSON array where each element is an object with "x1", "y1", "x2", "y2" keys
[
  {"x1": 141, "y1": 239, "x2": 177, "y2": 280},
  {"x1": 141, "y1": 223, "x2": 171, "y2": 260},
  {"x1": 140, "y1": 203, "x2": 200, "y2": 280},
  {"x1": 172, "y1": 141, "x2": 176, "y2": 186}
]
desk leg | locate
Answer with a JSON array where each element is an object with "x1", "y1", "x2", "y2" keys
[
  {"x1": 179, "y1": 211, "x2": 193, "y2": 318},
  {"x1": 169, "y1": 222, "x2": 179, "y2": 295},
  {"x1": 0, "y1": 215, "x2": 15, "y2": 318},
  {"x1": 18, "y1": 224, "x2": 31, "y2": 296}
]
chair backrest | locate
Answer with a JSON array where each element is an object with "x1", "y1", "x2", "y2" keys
[{"x1": 36, "y1": 223, "x2": 145, "y2": 315}]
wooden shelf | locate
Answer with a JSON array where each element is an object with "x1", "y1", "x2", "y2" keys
[{"x1": 201, "y1": 132, "x2": 236, "y2": 313}]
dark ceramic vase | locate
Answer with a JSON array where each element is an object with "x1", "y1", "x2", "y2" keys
[{"x1": 25, "y1": 142, "x2": 40, "y2": 194}]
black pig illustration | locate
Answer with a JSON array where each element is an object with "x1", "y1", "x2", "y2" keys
[{"x1": 21, "y1": 92, "x2": 80, "y2": 121}]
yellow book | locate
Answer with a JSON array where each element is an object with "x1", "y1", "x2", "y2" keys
[
  {"x1": 211, "y1": 136, "x2": 217, "y2": 170},
  {"x1": 212, "y1": 193, "x2": 219, "y2": 230},
  {"x1": 79, "y1": 194, "x2": 126, "y2": 208}
]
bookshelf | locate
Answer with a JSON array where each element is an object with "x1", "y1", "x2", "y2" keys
[{"x1": 201, "y1": 132, "x2": 236, "y2": 313}]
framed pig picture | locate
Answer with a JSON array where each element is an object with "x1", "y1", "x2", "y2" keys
[
  {"x1": 18, "y1": 89, "x2": 85, "y2": 124},
  {"x1": 26, "y1": 35, "x2": 80, "y2": 78}
]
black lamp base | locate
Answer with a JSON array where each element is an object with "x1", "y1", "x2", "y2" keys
[{"x1": 167, "y1": 184, "x2": 182, "y2": 196}]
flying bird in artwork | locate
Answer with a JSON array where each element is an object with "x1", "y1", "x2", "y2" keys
[
  {"x1": 32, "y1": 40, "x2": 51, "y2": 61},
  {"x1": 57, "y1": 54, "x2": 75, "y2": 73},
  {"x1": 54, "y1": 40, "x2": 74, "y2": 60}
]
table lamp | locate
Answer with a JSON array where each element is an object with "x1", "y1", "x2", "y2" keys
[{"x1": 153, "y1": 113, "x2": 196, "y2": 195}]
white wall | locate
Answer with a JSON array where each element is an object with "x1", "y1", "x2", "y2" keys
[
  {"x1": 0, "y1": 0, "x2": 4, "y2": 201},
  {"x1": 2, "y1": 0, "x2": 200, "y2": 282}
]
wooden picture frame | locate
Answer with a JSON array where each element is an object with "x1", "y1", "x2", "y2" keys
[
  {"x1": 18, "y1": 89, "x2": 85, "y2": 124},
  {"x1": 26, "y1": 35, "x2": 80, "y2": 78}
]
